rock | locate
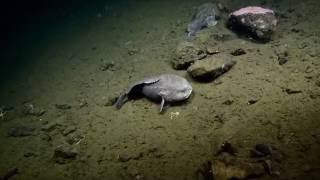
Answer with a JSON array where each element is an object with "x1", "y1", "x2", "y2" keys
[
  {"x1": 117, "y1": 151, "x2": 143, "y2": 162},
  {"x1": 206, "y1": 46, "x2": 220, "y2": 55},
  {"x1": 227, "y1": 6, "x2": 277, "y2": 41},
  {"x1": 222, "y1": 99, "x2": 234, "y2": 105},
  {"x1": 250, "y1": 144, "x2": 272, "y2": 158},
  {"x1": 65, "y1": 132, "x2": 83, "y2": 145},
  {"x1": 211, "y1": 158, "x2": 265, "y2": 179},
  {"x1": 79, "y1": 99, "x2": 88, "y2": 108},
  {"x1": 283, "y1": 88, "x2": 302, "y2": 94},
  {"x1": 62, "y1": 126, "x2": 77, "y2": 136},
  {"x1": 22, "y1": 103, "x2": 46, "y2": 116},
  {"x1": 231, "y1": 48, "x2": 246, "y2": 56},
  {"x1": 128, "y1": 48, "x2": 139, "y2": 55},
  {"x1": 53, "y1": 144, "x2": 78, "y2": 164},
  {"x1": 275, "y1": 45, "x2": 289, "y2": 65},
  {"x1": 0, "y1": 168, "x2": 18, "y2": 180},
  {"x1": 55, "y1": 104, "x2": 72, "y2": 110},
  {"x1": 41, "y1": 121, "x2": 60, "y2": 132},
  {"x1": 7, "y1": 124, "x2": 35, "y2": 137},
  {"x1": 171, "y1": 41, "x2": 206, "y2": 70},
  {"x1": 187, "y1": 55, "x2": 236, "y2": 81},
  {"x1": 99, "y1": 61, "x2": 115, "y2": 71},
  {"x1": 216, "y1": 141, "x2": 237, "y2": 156}
]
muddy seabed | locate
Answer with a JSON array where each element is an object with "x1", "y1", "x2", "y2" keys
[{"x1": 0, "y1": 0, "x2": 319, "y2": 179}]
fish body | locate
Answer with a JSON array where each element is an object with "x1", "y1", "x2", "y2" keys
[
  {"x1": 187, "y1": 3, "x2": 220, "y2": 37},
  {"x1": 115, "y1": 74, "x2": 192, "y2": 112}
]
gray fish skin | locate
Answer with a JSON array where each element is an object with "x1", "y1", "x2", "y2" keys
[
  {"x1": 187, "y1": 3, "x2": 220, "y2": 37},
  {"x1": 115, "y1": 74, "x2": 193, "y2": 112}
]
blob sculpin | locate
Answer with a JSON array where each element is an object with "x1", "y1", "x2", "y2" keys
[
  {"x1": 115, "y1": 74, "x2": 193, "y2": 112},
  {"x1": 187, "y1": 3, "x2": 220, "y2": 37}
]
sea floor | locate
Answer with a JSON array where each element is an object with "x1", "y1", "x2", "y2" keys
[{"x1": 0, "y1": 0, "x2": 320, "y2": 179}]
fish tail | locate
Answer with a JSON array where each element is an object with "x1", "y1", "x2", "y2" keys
[{"x1": 114, "y1": 94, "x2": 128, "y2": 109}]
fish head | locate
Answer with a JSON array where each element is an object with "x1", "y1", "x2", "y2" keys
[{"x1": 165, "y1": 84, "x2": 193, "y2": 102}]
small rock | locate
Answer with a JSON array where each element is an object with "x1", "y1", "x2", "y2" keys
[
  {"x1": 41, "y1": 122, "x2": 59, "y2": 132},
  {"x1": 54, "y1": 144, "x2": 78, "y2": 164},
  {"x1": 171, "y1": 41, "x2": 206, "y2": 70},
  {"x1": 99, "y1": 61, "x2": 115, "y2": 71},
  {"x1": 55, "y1": 104, "x2": 72, "y2": 110},
  {"x1": 22, "y1": 103, "x2": 46, "y2": 116},
  {"x1": 24, "y1": 151, "x2": 35, "y2": 157},
  {"x1": 128, "y1": 48, "x2": 139, "y2": 55},
  {"x1": 206, "y1": 46, "x2": 220, "y2": 55},
  {"x1": 275, "y1": 46, "x2": 289, "y2": 65},
  {"x1": 118, "y1": 151, "x2": 143, "y2": 162},
  {"x1": 79, "y1": 99, "x2": 88, "y2": 108},
  {"x1": 284, "y1": 88, "x2": 302, "y2": 94},
  {"x1": 222, "y1": 99, "x2": 234, "y2": 105},
  {"x1": 248, "y1": 96, "x2": 260, "y2": 105},
  {"x1": 231, "y1": 48, "x2": 246, "y2": 56},
  {"x1": 62, "y1": 126, "x2": 77, "y2": 136},
  {"x1": 216, "y1": 141, "x2": 237, "y2": 156},
  {"x1": 250, "y1": 144, "x2": 272, "y2": 158},
  {"x1": 7, "y1": 124, "x2": 35, "y2": 137},
  {"x1": 211, "y1": 158, "x2": 265, "y2": 179},
  {"x1": 1, "y1": 168, "x2": 18, "y2": 180},
  {"x1": 118, "y1": 153, "x2": 131, "y2": 162},
  {"x1": 65, "y1": 133, "x2": 83, "y2": 145},
  {"x1": 187, "y1": 55, "x2": 236, "y2": 81}
]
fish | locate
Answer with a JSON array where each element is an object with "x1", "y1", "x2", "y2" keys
[
  {"x1": 115, "y1": 74, "x2": 193, "y2": 112},
  {"x1": 187, "y1": 3, "x2": 220, "y2": 37}
]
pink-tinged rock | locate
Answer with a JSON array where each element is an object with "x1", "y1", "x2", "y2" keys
[
  {"x1": 228, "y1": 6, "x2": 277, "y2": 41},
  {"x1": 230, "y1": 6, "x2": 274, "y2": 16}
]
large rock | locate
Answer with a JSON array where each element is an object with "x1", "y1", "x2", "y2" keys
[
  {"x1": 171, "y1": 41, "x2": 206, "y2": 70},
  {"x1": 227, "y1": 6, "x2": 277, "y2": 41},
  {"x1": 187, "y1": 55, "x2": 236, "y2": 81}
]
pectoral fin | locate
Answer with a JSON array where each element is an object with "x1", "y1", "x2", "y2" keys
[{"x1": 160, "y1": 97, "x2": 165, "y2": 113}]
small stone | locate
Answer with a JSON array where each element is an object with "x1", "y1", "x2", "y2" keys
[
  {"x1": 250, "y1": 144, "x2": 272, "y2": 158},
  {"x1": 222, "y1": 100, "x2": 234, "y2": 105},
  {"x1": 230, "y1": 48, "x2": 246, "y2": 56},
  {"x1": 24, "y1": 152, "x2": 35, "y2": 157},
  {"x1": 79, "y1": 99, "x2": 88, "y2": 108},
  {"x1": 55, "y1": 104, "x2": 72, "y2": 110},
  {"x1": 62, "y1": 126, "x2": 77, "y2": 136},
  {"x1": 22, "y1": 103, "x2": 46, "y2": 116},
  {"x1": 284, "y1": 88, "x2": 302, "y2": 94},
  {"x1": 216, "y1": 141, "x2": 237, "y2": 156},
  {"x1": 99, "y1": 61, "x2": 115, "y2": 71},
  {"x1": 41, "y1": 122, "x2": 59, "y2": 132},
  {"x1": 54, "y1": 144, "x2": 78, "y2": 164},
  {"x1": 118, "y1": 153, "x2": 131, "y2": 162},
  {"x1": 65, "y1": 133, "x2": 83, "y2": 145},
  {"x1": 7, "y1": 124, "x2": 35, "y2": 137},
  {"x1": 128, "y1": 48, "x2": 139, "y2": 55},
  {"x1": 206, "y1": 46, "x2": 220, "y2": 55}
]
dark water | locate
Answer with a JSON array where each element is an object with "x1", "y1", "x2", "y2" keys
[{"x1": 0, "y1": 0, "x2": 320, "y2": 179}]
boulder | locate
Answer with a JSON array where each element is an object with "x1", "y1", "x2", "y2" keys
[
  {"x1": 171, "y1": 41, "x2": 206, "y2": 70},
  {"x1": 227, "y1": 6, "x2": 277, "y2": 41},
  {"x1": 187, "y1": 55, "x2": 236, "y2": 81}
]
